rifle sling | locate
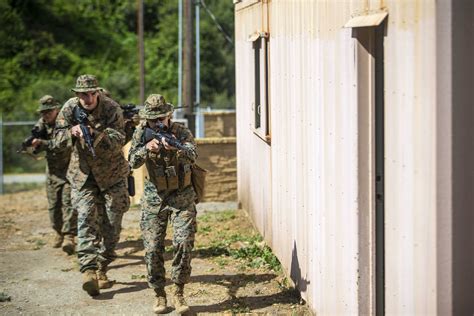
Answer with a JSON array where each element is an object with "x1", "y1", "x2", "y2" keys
[{"x1": 93, "y1": 130, "x2": 106, "y2": 148}]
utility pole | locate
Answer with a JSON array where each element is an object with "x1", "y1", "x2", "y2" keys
[
  {"x1": 138, "y1": 0, "x2": 145, "y2": 104},
  {"x1": 178, "y1": 0, "x2": 183, "y2": 110},
  {"x1": 0, "y1": 114, "x2": 3, "y2": 194},
  {"x1": 183, "y1": 0, "x2": 194, "y2": 133},
  {"x1": 195, "y1": 0, "x2": 203, "y2": 137}
]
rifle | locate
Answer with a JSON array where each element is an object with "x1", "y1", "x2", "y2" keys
[
  {"x1": 143, "y1": 122, "x2": 187, "y2": 151},
  {"x1": 17, "y1": 125, "x2": 48, "y2": 153},
  {"x1": 120, "y1": 103, "x2": 140, "y2": 120},
  {"x1": 73, "y1": 106, "x2": 96, "y2": 158}
]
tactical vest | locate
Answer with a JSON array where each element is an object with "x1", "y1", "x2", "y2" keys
[{"x1": 145, "y1": 122, "x2": 193, "y2": 192}]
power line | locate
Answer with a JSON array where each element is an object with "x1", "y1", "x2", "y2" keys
[{"x1": 200, "y1": 0, "x2": 233, "y2": 46}]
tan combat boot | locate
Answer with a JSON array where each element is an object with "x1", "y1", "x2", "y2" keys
[
  {"x1": 52, "y1": 233, "x2": 63, "y2": 248},
  {"x1": 153, "y1": 288, "x2": 167, "y2": 314},
  {"x1": 96, "y1": 263, "x2": 114, "y2": 289},
  {"x1": 61, "y1": 235, "x2": 75, "y2": 255},
  {"x1": 82, "y1": 269, "x2": 100, "y2": 296},
  {"x1": 172, "y1": 284, "x2": 190, "y2": 314}
]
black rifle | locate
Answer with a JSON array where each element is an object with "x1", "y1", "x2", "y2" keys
[
  {"x1": 120, "y1": 103, "x2": 140, "y2": 120},
  {"x1": 143, "y1": 123, "x2": 187, "y2": 151},
  {"x1": 73, "y1": 106, "x2": 96, "y2": 158},
  {"x1": 17, "y1": 125, "x2": 48, "y2": 153}
]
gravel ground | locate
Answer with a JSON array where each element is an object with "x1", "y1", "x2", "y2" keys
[{"x1": 0, "y1": 189, "x2": 311, "y2": 315}]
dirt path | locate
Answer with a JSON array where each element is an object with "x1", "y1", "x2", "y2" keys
[{"x1": 0, "y1": 189, "x2": 311, "y2": 315}]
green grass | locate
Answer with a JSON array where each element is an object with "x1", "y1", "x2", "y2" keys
[
  {"x1": 27, "y1": 238, "x2": 46, "y2": 250},
  {"x1": 196, "y1": 210, "x2": 282, "y2": 272},
  {"x1": 0, "y1": 292, "x2": 11, "y2": 302},
  {"x1": 198, "y1": 210, "x2": 236, "y2": 223},
  {"x1": 3, "y1": 182, "x2": 44, "y2": 194}
]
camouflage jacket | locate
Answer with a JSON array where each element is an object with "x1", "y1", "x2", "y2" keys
[
  {"x1": 34, "y1": 118, "x2": 72, "y2": 183},
  {"x1": 53, "y1": 96, "x2": 129, "y2": 191},
  {"x1": 129, "y1": 121, "x2": 197, "y2": 191}
]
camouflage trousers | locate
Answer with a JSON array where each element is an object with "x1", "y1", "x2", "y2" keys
[
  {"x1": 72, "y1": 175, "x2": 130, "y2": 272},
  {"x1": 46, "y1": 176, "x2": 77, "y2": 236},
  {"x1": 140, "y1": 180, "x2": 197, "y2": 290}
]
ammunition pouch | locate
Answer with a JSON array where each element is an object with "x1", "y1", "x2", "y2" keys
[
  {"x1": 155, "y1": 166, "x2": 168, "y2": 191},
  {"x1": 165, "y1": 166, "x2": 179, "y2": 190},
  {"x1": 153, "y1": 164, "x2": 196, "y2": 192}
]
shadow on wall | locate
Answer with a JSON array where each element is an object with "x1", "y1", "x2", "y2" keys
[{"x1": 290, "y1": 240, "x2": 310, "y2": 293}]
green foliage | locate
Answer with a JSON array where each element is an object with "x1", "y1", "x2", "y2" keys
[
  {"x1": 27, "y1": 237, "x2": 46, "y2": 250},
  {"x1": 0, "y1": 292, "x2": 11, "y2": 302},
  {"x1": 1, "y1": 0, "x2": 234, "y2": 173},
  {"x1": 3, "y1": 182, "x2": 44, "y2": 194},
  {"x1": 130, "y1": 274, "x2": 147, "y2": 280},
  {"x1": 199, "y1": 210, "x2": 236, "y2": 223},
  {"x1": 196, "y1": 211, "x2": 282, "y2": 272},
  {"x1": 232, "y1": 243, "x2": 282, "y2": 272}
]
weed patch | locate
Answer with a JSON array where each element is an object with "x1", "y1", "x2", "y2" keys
[
  {"x1": 26, "y1": 237, "x2": 46, "y2": 250},
  {"x1": 196, "y1": 210, "x2": 282, "y2": 272},
  {"x1": 4, "y1": 182, "x2": 44, "y2": 194},
  {"x1": 0, "y1": 292, "x2": 11, "y2": 302}
]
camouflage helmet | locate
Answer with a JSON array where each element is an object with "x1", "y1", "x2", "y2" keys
[
  {"x1": 140, "y1": 94, "x2": 174, "y2": 119},
  {"x1": 71, "y1": 74, "x2": 99, "y2": 93},
  {"x1": 37, "y1": 95, "x2": 61, "y2": 112}
]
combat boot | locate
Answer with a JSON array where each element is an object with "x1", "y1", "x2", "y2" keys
[
  {"x1": 96, "y1": 263, "x2": 114, "y2": 289},
  {"x1": 52, "y1": 232, "x2": 63, "y2": 248},
  {"x1": 153, "y1": 288, "x2": 167, "y2": 314},
  {"x1": 82, "y1": 269, "x2": 100, "y2": 296},
  {"x1": 61, "y1": 234, "x2": 75, "y2": 255},
  {"x1": 172, "y1": 283, "x2": 189, "y2": 314}
]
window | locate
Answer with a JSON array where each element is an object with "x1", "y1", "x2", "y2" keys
[{"x1": 249, "y1": 31, "x2": 270, "y2": 143}]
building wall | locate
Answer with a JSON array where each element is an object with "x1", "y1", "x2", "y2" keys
[
  {"x1": 235, "y1": 0, "x2": 273, "y2": 244},
  {"x1": 383, "y1": 1, "x2": 437, "y2": 314},
  {"x1": 235, "y1": 0, "x2": 444, "y2": 315}
]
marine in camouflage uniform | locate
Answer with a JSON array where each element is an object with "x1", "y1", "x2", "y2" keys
[
  {"x1": 129, "y1": 94, "x2": 197, "y2": 314},
  {"x1": 53, "y1": 75, "x2": 130, "y2": 296},
  {"x1": 98, "y1": 87, "x2": 139, "y2": 143},
  {"x1": 31, "y1": 95, "x2": 76, "y2": 254}
]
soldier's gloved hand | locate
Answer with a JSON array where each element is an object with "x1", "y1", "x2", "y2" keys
[
  {"x1": 145, "y1": 138, "x2": 161, "y2": 153},
  {"x1": 161, "y1": 137, "x2": 177, "y2": 151},
  {"x1": 71, "y1": 124, "x2": 94, "y2": 138},
  {"x1": 31, "y1": 138, "x2": 42, "y2": 148},
  {"x1": 71, "y1": 125, "x2": 83, "y2": 138}
]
